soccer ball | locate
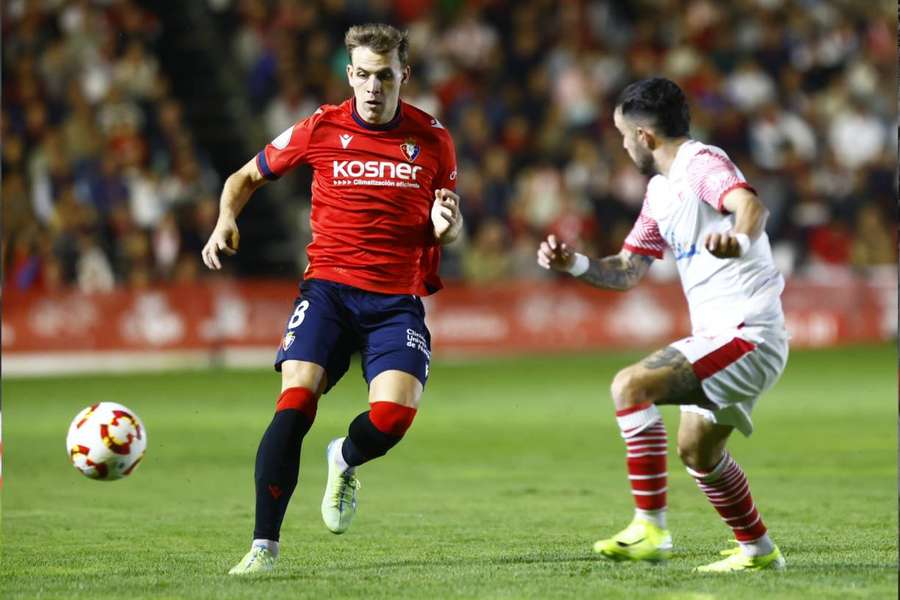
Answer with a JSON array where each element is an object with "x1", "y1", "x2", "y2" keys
[{"x1": 66, "y1": 402, "x2": 147, "y2": 481}]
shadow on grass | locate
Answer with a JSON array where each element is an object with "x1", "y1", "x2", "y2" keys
[{"x1": 243, "y1": 551, "x2": 668, "y2": 582}]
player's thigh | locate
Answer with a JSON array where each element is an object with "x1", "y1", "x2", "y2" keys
[
  {"x1": 669, "y1": 327, "x2": 788, "y2": 436},
  {"x1": 275, "y1": 280, "x2": 354, "y2": 393},
  {"x1": 359, "y1": 294, "x2": 431, "y2": 397},
  {"x1": 280, "y1": 360, "x2": 328, "y2": 395},
  {"x1": 368, "y1": 369, "x2": 423, "y2": 408},
  {"x1": 677, "y1": 410, "x2": 734, "y2": 471},
  {"x1": 616, "y1": 346, "x2": 710, "y2": 407}
]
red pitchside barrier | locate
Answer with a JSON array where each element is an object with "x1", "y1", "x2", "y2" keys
[{"x1": 1, "y1": 277, "x2": 895, "y2": 374}]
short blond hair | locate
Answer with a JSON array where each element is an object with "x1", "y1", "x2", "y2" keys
[{"x1": 344, "y1": 23, "x2": 409, "y2": 66}]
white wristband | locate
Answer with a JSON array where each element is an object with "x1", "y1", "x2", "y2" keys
[
  {"x1": 567, "y1": 252, "x2": 590, "y2": 277},
  {"x1": 734, "y1": 233, "x2": 751, "y2": 257}
]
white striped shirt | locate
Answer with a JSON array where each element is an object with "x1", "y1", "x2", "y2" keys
[{"x1": 623, "y1": 140, "x2": 785, "y2": 334}]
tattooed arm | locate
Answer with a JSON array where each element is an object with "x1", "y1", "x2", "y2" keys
[
  {"x1": 537, "y1": 234, "x2": 654, "y2": 291},
  {"x1": 576, "y1": 251, "x2": 654, "y2": 290}
]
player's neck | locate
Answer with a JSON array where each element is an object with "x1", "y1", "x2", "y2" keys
[{"x1": 654, "y1": 137, "x2": 691, "y2": 178}]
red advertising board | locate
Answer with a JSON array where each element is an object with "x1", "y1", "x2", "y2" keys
[{"x1": 2, "y1": 276, "x2": 895, "y2": 374}]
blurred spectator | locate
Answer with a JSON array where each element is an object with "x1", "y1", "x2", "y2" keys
[
  {"x1": 76, "y1": 234, "x2": 115, "y2": 293},
  {"x1": 725, "y1": 58, "x2": 776, "y2": 111},
  {"x1": 851, "y1": 204, "x2": 896, "y2": 269},
  {"x1": 462, "y1": 218, "x2": 512, "y2": 283},
  {"x1": 4, "y1": 0, "x2": 895, "y2": 292},
  {"x1": 3, "y1": 0, "x2": 213, "y2": 291},
  {"x1": 748, "y1": 102, "x2": 817, "y2": 170},
  {"x1": 828, "y1": 96, "x2": 887, "y2": 170}
]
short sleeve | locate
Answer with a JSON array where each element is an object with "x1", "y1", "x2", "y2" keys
[
  {"x1": 686, "y1": 150, "x2": 756, "y2": 213},
  {"x1": 622, "y1": 193, "x2": 666, "y2": 259},
  {"x1": 434, "y1": 132, "x2": 458, "y2": 192},
  {"x1": 256, "y1": 108, "x2": 323, "y2": 180}
]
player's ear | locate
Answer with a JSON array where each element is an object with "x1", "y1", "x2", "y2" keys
[
  {"x1": 346, "y1": 63, "x2": 354, "y2": 85},
  {"x1": 401, "y1": 65, "x2": 411, "y2": 85},
  {"x1": 637, "y1": 127, "x2": 655, "y2": 150}
]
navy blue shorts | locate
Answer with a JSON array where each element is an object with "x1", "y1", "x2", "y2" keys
[{"x1": 275, "y1": 279, "x2": 431, "y2": 393}]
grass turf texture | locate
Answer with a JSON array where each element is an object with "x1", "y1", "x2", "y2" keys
[{"x1": 1, "y1": 344, "x2": 896, "y2": 599}]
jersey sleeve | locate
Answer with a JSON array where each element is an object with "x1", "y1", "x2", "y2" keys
[
  {"x1": 256, "y1": 108, "x2": 324, "y2": 180},
  {"x1": 622, "y1": 193, "x2": 666, "y2": 259},
  {"x1": 686, "y1": 150, "x2": 756, "y2": 213},
  {"x1": 433, "y1": 132, "x2": 458, "y2": 192}
]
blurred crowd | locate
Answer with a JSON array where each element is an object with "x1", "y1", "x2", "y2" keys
[
  {"x1": 3, "y1": 0, "x2": 220, "y2": 293},
  {"x1": 221, "y1": 0, "x2": 897, "y2": 284},
  {"x1": 4, "y1": 0, "x2": 896, "y2": 294}
]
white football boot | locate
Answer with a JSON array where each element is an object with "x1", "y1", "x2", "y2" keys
[
  {"x1": 228, "y1": 545, "x2": 276, "y2": 575},
  {"x1": 321, "y1": 437, "x2": 360, "y2": 534}
]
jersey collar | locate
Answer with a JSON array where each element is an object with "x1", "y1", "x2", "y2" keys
[
  {"x1": 668, "y1": 138, "x2": 697, "y2": 178},
  {"x1": 350, "y1": 99, "x2": 403, "y2": 131}
]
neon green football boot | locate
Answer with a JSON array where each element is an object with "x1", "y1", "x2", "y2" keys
[
  {"x1": 228, "y1": 546, "x2": 277, "y2": 575},
  {"x1": 592, "y1": 517, "x2": 673, "y2": 562},
  {"x1": 695, "y1": 543, "x2": 785, "y2": 572}
]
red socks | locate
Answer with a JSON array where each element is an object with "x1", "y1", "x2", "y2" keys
[
  {"x1": 615, "y1": 403, "x2": 668, "y2": 513},
  {"x1": 688, "y1": 452, "x2": 768, "y2": 542}
]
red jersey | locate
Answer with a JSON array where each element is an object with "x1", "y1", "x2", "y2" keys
[{"x1": 256, "y1": 98, "x2": 457, "y2": 296}]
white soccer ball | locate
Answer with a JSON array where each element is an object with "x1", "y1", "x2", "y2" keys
[{"x1": 66, "y1": 402, "x2": 147, "y2": 481}]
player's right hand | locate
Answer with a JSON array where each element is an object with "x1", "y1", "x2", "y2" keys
[
  {"x1": 202, "y1": 219, "x2": 239, "y2": 270},
  {"x1": 537, "y1": 234, "x2": 575, "y2": 272}
]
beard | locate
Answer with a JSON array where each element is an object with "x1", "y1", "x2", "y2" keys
[{"x1": 634, "y1": 149, "x2": 658, "y2": 176}]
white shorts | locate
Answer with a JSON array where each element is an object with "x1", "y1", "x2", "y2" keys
[{"x1": 670, "y1": 325, "x2": 789, "y2": 437}]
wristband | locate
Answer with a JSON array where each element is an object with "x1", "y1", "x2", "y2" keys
[
  {"x1": 734, "y1": 233, "x2": 751, "y2": 256},
  {"x1": 567, "y1": 252, "x2": 590, "y2": 277}
]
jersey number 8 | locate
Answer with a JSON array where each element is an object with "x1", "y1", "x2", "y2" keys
[{"x1": 288, "y1": 300, "x2": 311, "y2": 329}]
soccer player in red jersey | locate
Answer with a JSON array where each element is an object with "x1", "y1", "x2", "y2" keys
[{"x1": 202, "y1": 24, "x2": 462, "y2": 575}]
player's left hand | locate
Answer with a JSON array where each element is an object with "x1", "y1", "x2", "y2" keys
[
  {"x1": 432, "y1": 188, "x2": 462, "y2": 242},
  {"x1": 704, "y1": 232, "x2": 741, "y2": 258}
]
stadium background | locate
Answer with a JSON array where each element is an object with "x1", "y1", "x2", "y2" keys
[
  {"x1": 2, "y1": 0, "x2": 897, "y2": 372},
  {"x1": 1, "y1": 1, "x2": 897, "y2": 599}
]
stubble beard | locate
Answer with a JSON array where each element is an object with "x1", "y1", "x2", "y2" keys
[{"x1": 635, "y1": 151, "x2": 658, "y2": 176}]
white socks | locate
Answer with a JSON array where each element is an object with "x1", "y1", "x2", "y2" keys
[
  {"x1": 635, "y1": 508, "x2": 667, "y2": 529},
  {"x1": 740, "y1": 533, "x2": 775, "y2": 557},
  {"x1": 332, "y1": 437, "x2": 351, "y2": 472},
  {"x1": 252, "y1": 538, "x2": 279, "y2": 558}
]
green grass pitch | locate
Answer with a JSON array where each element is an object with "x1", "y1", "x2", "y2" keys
[{"x1": 1, "y1": 344, "x2": 896, "y2": 599}]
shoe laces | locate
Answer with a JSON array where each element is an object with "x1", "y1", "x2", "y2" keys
[
  {"x1": 248, "y1": 547, "x2": 271, "y2": 566},
  {"x1": 336, "y1": 470, "x2": 360, "y2": 509}
]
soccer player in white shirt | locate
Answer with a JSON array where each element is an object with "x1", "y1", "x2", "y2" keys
[{"x1": 537, "y1": 78, "x2": 788, "y2": 572}]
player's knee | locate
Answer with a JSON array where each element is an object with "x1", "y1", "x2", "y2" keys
[
  {"x1": 280, "y1": 360, "x2": 327, "y2": 396},
  {"x1": 275, "y1": 386, "x2": 319, "y2": 422},
  {"x1": 610, "y1": 366, "x2": 650, "y2": 410},
  {"x1": 369, "y1": 401, "x2": 417, "y2": 437}
]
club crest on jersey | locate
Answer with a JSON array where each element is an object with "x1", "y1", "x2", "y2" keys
[
  {"x1": 282, "y1": 331, "x2": 295, "y2": 351},
  {"x1": 400, "y1": 138, "x2": 420, "y2": 162}
]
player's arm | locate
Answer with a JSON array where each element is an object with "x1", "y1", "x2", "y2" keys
[
  {"x1": 432, "y1": 188, "x2": 463, "y2": 245},
  {"x1": 201, "y1": 157, "x2": 268, "y2": 270},
  {"x1": 537, "y1": 234, "x2": 653, "y2": 291},
  {"x1": 704, "y1": 188, "x2": 769, "y2": 259}
]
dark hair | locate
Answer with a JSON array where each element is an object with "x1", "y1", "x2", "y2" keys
[
  {"x1": 616, "y1": 77, "x2": 690, "y2": 138},
  {"x1": 345, "y1": 23, "x2": 409, "y2": 66}
]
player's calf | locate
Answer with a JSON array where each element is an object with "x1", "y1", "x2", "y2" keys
[
  {"x1": 687, "y1": 451, "x2": 778, "y2": 564},
  {"x1": 594, "y1": 401, "x2": 672, "y2": 561},
  {"x1": 253, "y1": 386, "x2": 319, "y2": 542},
  {"x1": 321, "y1": 401, "x2": 417, "y2": 534},
  {"x1": 341, "y1": 401, "x2": 417, "y2": 466},
  {"x1": 322, "y1": 402, "x2": 416, "y2": 533}
]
